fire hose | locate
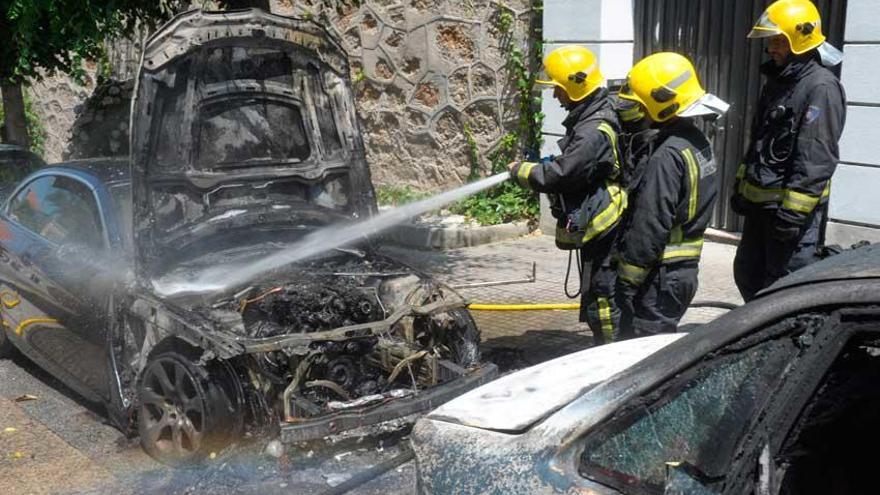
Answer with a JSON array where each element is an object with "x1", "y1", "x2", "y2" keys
[{"x1": 467, "y1": 301, "x2": 739, "y2": 311}]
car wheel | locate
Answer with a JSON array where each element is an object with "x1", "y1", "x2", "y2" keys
[
  {"x1": 444, "y1": 309, "x2": 481, "y2": 369},
  {"x1": 137, "y1": 350, "x2": 240, "y2": 466}
]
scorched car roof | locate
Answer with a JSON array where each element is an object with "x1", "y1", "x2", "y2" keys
[
  {"x1": 760, "y1": 243, "x2": 880, "y2": 297},
  {"x1": 49, "y1": 157, "x2": 130, "y2": 185}
]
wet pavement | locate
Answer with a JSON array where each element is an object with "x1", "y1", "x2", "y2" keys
[{"x1": 0, "y1": 234, "x2": 740, "y2": 494}]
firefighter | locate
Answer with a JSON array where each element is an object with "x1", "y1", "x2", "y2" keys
[
  {"x1": 732, "y1": 0, "x2": 846, "y2": 301},
  {"x1": 508, "y1": 45, "x2": 626, "y2": 345},
  {"x1": 614, "y1": 52, "x2": 728, "y2": 337}
]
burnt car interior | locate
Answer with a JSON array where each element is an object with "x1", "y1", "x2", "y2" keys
[
  {"x1": 574, "y1": 309, "x2": 880, "y2": 495},
  {"x1": 777, "y1": 331, "x2": 880, "y2": 494}
]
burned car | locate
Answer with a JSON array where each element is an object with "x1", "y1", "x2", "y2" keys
[
  {"x1": 0, "y1": 9, "x2": 494, "y2": 465},
  {"x1": 414, "y1": 244, "x2": 880, "y2": 495}
]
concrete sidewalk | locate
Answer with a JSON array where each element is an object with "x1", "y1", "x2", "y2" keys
[
  {"x1": 0, "y1": 397, "x2": 118, "y2": 495},
  {"x1": 382, "y1": 233, "x2": 742, "y2": 369}
]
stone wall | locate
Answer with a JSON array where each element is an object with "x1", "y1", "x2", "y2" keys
[{"x1": 23, "y1": 1, "x2": 537, "y2": 191}]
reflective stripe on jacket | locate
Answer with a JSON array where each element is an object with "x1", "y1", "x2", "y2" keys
[
  {"x1": 511, "y1": 88, "x2": 626, "y2": 250},
  {"x1": 617, "y1": 119, "x2": 718, "y2": 286},
  {"x1": 736, "y1": 55, "x2": 846, "y2": 225}
]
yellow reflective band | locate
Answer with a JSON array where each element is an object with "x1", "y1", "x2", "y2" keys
[
  {"x1": 517, "y1": 161, "x2": 537, "y2": 187},
  {"x1": 597, "y1": 123, "x2": 621, "y2": 171},
  {"x1": 736, "y1": 163, "x2": 746, "y2": 180},
  {"x1": 662, "y1": 238, "x2": 704, "y2": 261},
  {"x1": 738, "y1": 180, "x2": 784, "y2": 204},
  {"x1": 821, "y1": 181, "x2": 831, "y2": 199},
  {"x1": 597, "y1": 297, "x2": 615, "y2": 342},
  {"x1": 0, "y1": 290, "x2": 20, "y2": 309},
  {"x1": 582, "y1": 184, "x2": 628, "y2": 243},
  {"x1": 618, "y1": 260, "x2": 649, "y2": 286},
  {"x1": 782, "y1": 188, "x2": 821, "y2": 214},
  {"x1": 15, "y1": 317, "x2": 59, "y2": 337},
  {"x1": 681, "y1": 148, "x2": 699, "y2": 222}
]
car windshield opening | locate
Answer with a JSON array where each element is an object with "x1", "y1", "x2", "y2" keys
[
  {"x1": 778, "y1": 332, "x2": 880, "y2": 494},
  {"x1": 197, "y1": 97, "x2": 311, "y2": 170}
]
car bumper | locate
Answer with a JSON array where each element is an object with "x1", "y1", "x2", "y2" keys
[{"x1": 279, "y1": 363, "x2": 499, "y2": 443}]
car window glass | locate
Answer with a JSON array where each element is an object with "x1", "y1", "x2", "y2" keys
[
  {"x1": 581, "y1": 338, "x2": 794, "y2": 493},
  {"x1": 7, "y1": 175, "x2": 104, "y2": 249}
]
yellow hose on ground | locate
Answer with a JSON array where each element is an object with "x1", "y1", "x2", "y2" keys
[{"x1": 467, "y1": 303, "x2": 580, "y2": 311}]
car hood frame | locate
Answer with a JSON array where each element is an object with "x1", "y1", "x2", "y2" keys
[{"x1": 130, "y1": 8, "x2": 376, "y2": 281}]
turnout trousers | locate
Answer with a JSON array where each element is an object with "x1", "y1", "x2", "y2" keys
[
  {"x1": 579, "y1": 232, "x2": 621, "y2": 345},
  {"x1": 617, "y1": 260, "x2": 699, "y2": 338},
  {"x1": 734, "y1": 207, "x2": 825, "y2": 302}
]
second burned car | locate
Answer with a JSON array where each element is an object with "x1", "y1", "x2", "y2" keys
[{"x1": 0, "y1": 9, "x2": 495, "y2": 466}]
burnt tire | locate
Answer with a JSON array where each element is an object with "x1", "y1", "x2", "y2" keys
[
  {"x1": 444, "y1": 309, "x2": 481, "y2": 369},
  {"x1": 137, "y1": 351, "x2": 240, "y2": 467}
]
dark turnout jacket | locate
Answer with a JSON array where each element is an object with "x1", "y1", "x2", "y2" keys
[
  {"x1": 617, "y1": 119, "x2": 718, "y2": 286},
  {"x1": 511, "y1": 88, "x2": 625, "y2": 250},
  {"x1": 735, "y1": 55, "x2": 847, "y2": 226}
]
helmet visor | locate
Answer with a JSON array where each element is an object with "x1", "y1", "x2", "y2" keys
[
  {"x1": 679, "y1": 93, "x2": 730, "y2": 118},
  {"x1": 748, "y1": 11, "x2": 782, "y2": 38}
]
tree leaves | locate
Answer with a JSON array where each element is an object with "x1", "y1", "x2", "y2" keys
[{"x1": 1, "y1": 0, "x2": 188, "y2": 83}]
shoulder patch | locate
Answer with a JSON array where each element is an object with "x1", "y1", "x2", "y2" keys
[{"x1": 804, "y1": 105, "x2": 822, "y2": 125}]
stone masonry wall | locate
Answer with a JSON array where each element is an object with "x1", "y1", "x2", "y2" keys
[{"x1": 24, "y1": 1, "x2": 536, "y2": 190}]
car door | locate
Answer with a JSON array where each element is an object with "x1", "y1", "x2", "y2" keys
[
  {"x1": 0, "y1": 172, "x2": 113, "y2": 402},
  {"x1": 576, "y1": 322, "x2": 807, "y2": 495}
]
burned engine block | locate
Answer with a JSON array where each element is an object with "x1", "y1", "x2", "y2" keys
[{"x1": 240, "y1": 278, "x2": 380, "y2": 337}]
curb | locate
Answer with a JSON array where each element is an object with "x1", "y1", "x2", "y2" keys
[{"x1": 384, "y1": 221, "x2": 531, "y2": 250}]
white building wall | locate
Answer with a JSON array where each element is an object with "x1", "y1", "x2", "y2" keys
[
  {"x1": 540, "y1": 0, "x2": 634, "y2": 157},
  {"x1": 826, "y1": 0, "x2": 880, "y2": 246},
  {"x1": 538, "y1": 0, "x2": 634, "y2": 232}
]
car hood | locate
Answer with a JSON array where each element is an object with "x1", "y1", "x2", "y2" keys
[
  {"x1": 130, "y1": 8, "x2": 376, "y2": 279},
  {"x1": 425, "y1": 334, "x2": 685, "y2": 433},
  {"x1": 761, "y1": 242, "x2": 880, "y2": 296}
]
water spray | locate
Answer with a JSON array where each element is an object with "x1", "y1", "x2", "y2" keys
[{"x1": 153, "y1": 171, "x2": 512, "y2": 297}]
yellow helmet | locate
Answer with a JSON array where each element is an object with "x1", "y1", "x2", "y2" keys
[
  {"x1": 536, "y1": 45, "x2": 604, "y2": 102},
  {"x1": 748, "y1": 0, "x2": 825, "y2": 54},
  {"x1": 619, "y1": 52, "x2": 706, "y2": 123}
]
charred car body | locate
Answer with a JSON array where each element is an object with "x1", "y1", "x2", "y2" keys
[
  {"x1": 0, "y1": 9, "x2": 494, "y2": 465},
  {"x1": 413, "y1": 245, "x2": 880, "y2": 494}
]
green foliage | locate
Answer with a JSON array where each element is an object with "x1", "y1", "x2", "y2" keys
[
  {"x1": 375, "y1": 185, "x2": 429, "y2": 206},
  {"x1": 462, "y1": 122, "x2": 480, "y2": 181},
  {"x1": 450, "y1": 181, "x2": 539, "y2": 226},
  {"x1": 496, "y1": 9, "x2": 515, "y2": 35},
  {"x1": 452, "y1": 1, "x2": 544, "y2": 226},
  {"x1": 0, "y1": 92, "x2": 47, "y2": 157},
  {"x1": 352, "y1": 68, "x2": 366, "y2": 84},
  {"x1": 1, "y1": 1, "x2": 187, "y2": 83}
]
